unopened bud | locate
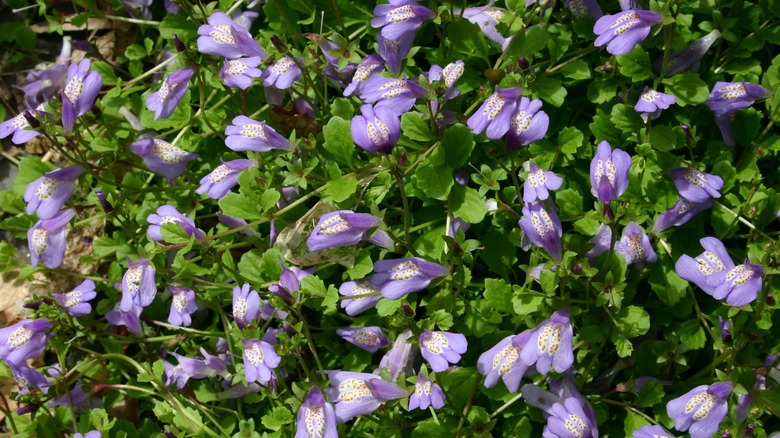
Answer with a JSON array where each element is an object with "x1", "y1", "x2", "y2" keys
[
  {"x1": 560, "y1": 13, "x2": 571, "y2": 24},
  {"x1": 518, "y1": 57, "x2": 530, "y2": 70},
  {"x1": 572, "y1": 263, "x2": 582, "y2": 275},
  {"x1": 398, "y1": 150, "x2": 408, "y2": 167},
  {"x1": 173, "y1": 34, "x2": 186, "y2": 52},
  {"x1": 766, "y1": 293, "x2": 775, "y2": 306},
  {"x1": 15, "y1": 404, "x2": 38, "y2": 415},
  {"x1": 271, "y1": 35, "x2": 288, "y2": 53},
  {"x1": 23, "y1": 111, "x2": 40, "y2": 129},
  {"x1": 599, "y1": 64, "x2": 614, "y2": 73},
  {"x1": 96, "y1": 191, "x2": 114, "y2": 213},
  {"x1": 402, "y1": 303, "x2": 414, "y2": 317}
]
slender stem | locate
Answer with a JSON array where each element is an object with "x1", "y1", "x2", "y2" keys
[{"x1": 490, "y1": 391, "x2": 524, "y2": 418}]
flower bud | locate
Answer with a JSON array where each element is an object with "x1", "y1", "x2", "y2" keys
[
  {"x1": 173, "y1": 33, "x2": 186, "y2": 52},
  {"x1": 271, "y1": 35, "x2": 288, "y2": 53}
]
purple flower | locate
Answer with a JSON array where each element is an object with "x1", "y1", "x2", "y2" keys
[
  {"x1": 52, "y1": 280, "x2": 96, "y2": 317},
  {"x1": 524, "y1": 164, "x2": 563, "y2": 203},
  {"x1": 295, "y1": 387, "x2": 338, "y2": 438},
  {"x1": 24, "y1": 165, "x2": 84, "y2": 219},
  {"x1": 705, "y1": 82, "x2": 769, "y2": 115},
  {"x1": 377, "y1": 33, "x2": 415, "y2": 76},
  {"x1": 589, "y1": 140, "x2": 631, "y2": 202},
  {"x1": 584, "y1": 223, "x2": 612, "y2": 263},
  {"x1": 544, "y1": 397, "x2": 598, "y2": 438},
  {"x1": 344, "y1": 55, "x2": 384, "y2": 97},
  {"x1": 408, "y1": 374, "x2": 445, "y2": 411},
  {"x1": 324, "y1": 371, "x2": 407, "y2": 423},
  {"x1": 197, "y1": 159, "x2": 255, "y2": 199},
  {"x1": 225, "y1": 115, "x2": 294, "y2": 152},
  {"x1": 197, "y1": 12, "x2": 266, "y2": 59},
  {"x1": 233, "y1": 284, "x2": 261, "y2": 329},
  {"x1": 657, "y1": 30, "x2": 720, "y2": 77},
  {"x1": 714, "y1": 113, "x2": 737, "y2": 147},
  {"x1": 350, "y1": 104, "x2": 401, "y2": 153},
  {"x1": 163, "y1": 352, "x2": 218, "y2": 389},
  {"x1": 307, "y1": 210, "x2": 392, "y2": 252},
  {"x1": 371, "y1": 0, "x2": 435, "y2": 40},
  {"x1": 0, "y1": 112, "x2": 41, "y2": 145},
  {"x1": 634, "y1": 87, "x2": 676, "y2": 119},
  {"x1": 336, "y1": 327, "x2": 389, "y2": 352},
  {"x1": 369, "y1": 257, "x2": 449, "y2": 300},
  {"x1": 377, "y1": 329, "x2": 415, "y2": 380},
  {"x1": 467, "y1": 87, "x2": 521, "y2": 139},
  {"x1": 705, "y1": 261, "x2": 764, "y2": 307},
  {"x1": 128, "y1": 138, "x2": 199, "y2": 184},
  {"x1": 718, "y1": 316, "x2": 731, "y2": 344},
  {"x1": 263, "y1": 56, "x2": 303, "y2": 90},
  {"x1": 146, "y1": 67, "x2": 195, "y2": 121},
  {"x1": 220, "y1": 57, "x2": 264, "y2": 90},
  {"x1": 453, "y1": 4, "x2": 511, "y2": 49},
  {"x1": 520, "y1": 309, "x2": 574, "y2": 374},
  {"x1": 268, "y1": 259, "x2": 310, "y2": 305},
  {"x1": 242, "y1": 339, "x2": 281, "y2": 385},
  {"x1": 420, "y1": 330, "x2": 468, "y2": 372},
  {"x1": 652, "y1": 197, "x2": 713, "y2": 233},
  {"x1": 518, "y1": 201, "x2": 563, "y2": 262},
  {"x1": 566, "y1": 0, "x2": 603, "y2": 19},
  {"x1": 147, "y1": 205, "x2": 204, "y2": 242},
  {"x1": 168, "y1": 287, "x2": 197, "y2": 327},
  {"x1": 105, "y1": 302, "x2": 143, "y2": 335},
  {"x1": 675, "y1": 237, "x2": 732, "y2": 294},
  {"x1": 361, "y1": 77, "x2": 428, "y2": 116},
  {"x1": 477, "y1": 331, "x2": 532, "y2": 393},
  {"x1": 120, "y1": 257, "x2": 157, "y2": 312},
  {"x1": 0, "y1": 318, "x2": 51, "y2": 368},
  {"x1": 74, "y1": 431, "x2": 101, "y2": 438},
  {"x1": 593, "y1": 10, "x2": 663, "y2": 55},
  {"x1": 615, "y1": 222, "x2": 657, "y2": 269},
  {"x1": 318, "y1": 37, "x2": 358, "y2": 88},
  {"x1": 28, "y1": 208, "x2": 76, "y2": 269},
  {"x1": 668, "y1": 167, "x2": 723, "y2": 203},
  {"x1": 633, "y1": 425, "x2": 676, "y2": 438},
  {"x1": 506, "y1": 97, "x2": 550, "y2": 150},
  {"x1": 339, "y1": 280, "x2": 382, "y2": 316},
  {"x1": 429, "y1": 60, "x2": 465, "y2": 101},
  {"x1": 61, "y1": 59, "x2": 103, "y2": 134},
  {"x1": 17, "y1": 61, "x2": 68, "y2": 108},
  {"x1": 666, "y1": 382, "x2": 732, "y2": 438}
]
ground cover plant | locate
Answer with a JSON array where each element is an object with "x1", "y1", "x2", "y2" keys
[{"x1": 0, "y1": 0, "x2": 779, "y2": 436}]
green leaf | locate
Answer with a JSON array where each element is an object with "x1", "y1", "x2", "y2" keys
[
  {"x1": 614, "y1": 306, "x2": 650, "y2": 338},
  {"x1": 587, "y1": 78, "x2": 619, "y2": 104},
  {"x1": 623, "y1": 410, "x2": 650, "y2": 436},
  {"x1": 321, "y1": 284, "x2": 339, "y2": 315},
  {"x1": 678, "y1": 319, "x2": 706, "y2": 350},
  {"x1": 415, "y1": 148, "x2": 453, "y2": 201},
  {"x1": 330, "y1": 97, "x2": 355, "y2": 120},
  {"x1": 616, "y1": 47, "x2": 652, "y2": 81},
  {"x1": 611, "y1": 103, "x2": 645, "y2": 132},
  {"x1": 649, "y1": 125, "x2": 679, "y2": 152},
  {"x1": 559, "y1": 60, "x2": 591, "y2": 80},
  {"x1": 450, "y1": 184, "x2": 487, "y2": 223},
  {"x1": 322, "y1": 116, "x2": 354, "y2": 167},
  {"x1": 232, "y1": 419, "x2": 261, "y2": 438},
  {"x1": 732, "y1": 108, "x2": 762, "y2": 146},
  {"x1": 324, "y1": 176, "x2": 358, "y2": 203},
  {"x1": 261, "y1": 406, "x2": 293, "y2": 432},
  {"x1": 531, "y1": 76, "x2": 567, "y2": 107},
  {"x1": 124, "y1": 43, "x2": 148, "y2": 61},
  {"x1": 160, "y1": 223, "x2": 191, "y2": 245},
  {"x1": 260, "y1": 188, "x2": 281, "y2": 212},
  {"x1": 441, "y1": 124, "x2": 475, "y2": 169},
  {"x1": 219, "y1": 193, "x2": 262, "y2": 220},
  {"x1": 555, "y1": 188, "x2": 583, "y2": 220},
  {"x1": 484, "y1": 278, "x2": 514, "y2": 313},
  {"x1": 648, "y1": 259, "x2": 688, "y2": 306},
  {"x1": 237, "y1": 250, "x2": 266, "y2": 284},
  {"x1": 635, "y1": 379, "x2": 665, "y2": 407},
  {"x1": 558, "y1": 126, "x2": 584, "y2": 154},
  {"x1": 376, "y1": 298, "x2": 402, "y2": 316},
  {"x1": 13, "y1": 156, "x2": 55, "y2": 196},
  {"x1": 401, "y1": 111, "x2": 433, "y2": 142},
  {"x1": 664, "y1": 72, "x2": 710, "y2": 106},
  {"x1": 159, "y1": 15, "x2": 199, "y2": 42}
]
